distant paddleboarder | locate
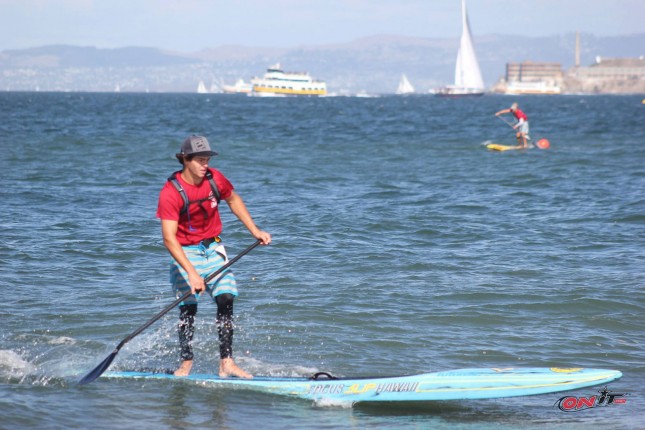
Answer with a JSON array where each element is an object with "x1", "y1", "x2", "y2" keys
[
  {"x1": 495, "y1": 102, "x2": 530, "y2": 148},
  {"x1": 157, "y1": 135, "x2": 271, "y2": 378}
]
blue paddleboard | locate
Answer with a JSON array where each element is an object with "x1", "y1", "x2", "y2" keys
[{"x1": 105, "y1": 367, "x2": 621, "y2": 403}]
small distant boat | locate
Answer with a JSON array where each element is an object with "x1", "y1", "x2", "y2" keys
[
  {"x1": 355, "y1": 91, "x2": 379, "y2": 98},
  {"x1": 209, "y1": 81, "x2": 222, "y2": 93},
  {"x1": 396, "y1": 74, "x2": 415, "y2": 95},
  {"x1": 197, "y1": 80, "x2": 208, "y2": 94},
  {"x1": 436, "y1": 0, "x2": 484, "y2": 97},
  {"x1": 222, "y1": 79, "x2": 252, "y2": 94},
  {"x1": 251, "y1": 64, "x2": 327, "y2": 97}
]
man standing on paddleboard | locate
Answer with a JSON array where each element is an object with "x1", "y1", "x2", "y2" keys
[
  {"x1": 495, "y1": 102, "x2": 530, "y2": 148},
  {"x1": 157, "y1": 135, "x2": 271, "y2": 378}
]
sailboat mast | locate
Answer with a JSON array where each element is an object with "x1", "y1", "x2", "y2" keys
[
  {"x1": 436, "y1": 0, "x2": 485, "y2": 96},
  {"x1": 454, "y1": 0, "x2": 483, "y2": 90}
]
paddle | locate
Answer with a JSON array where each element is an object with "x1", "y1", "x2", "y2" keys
[
  {"x1": 78, "y1": 239, "x2": 262, "y2": 385},
  {"x1": 497, "y1": 114, "x2": 517, "y2": 130}
]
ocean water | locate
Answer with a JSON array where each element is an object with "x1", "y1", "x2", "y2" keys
[{"x1": 0, "y1": 92, "x2": 643, "y2": 429}]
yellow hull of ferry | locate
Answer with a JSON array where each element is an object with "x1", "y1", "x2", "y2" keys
[{"x1": 252, "y1": 86, "x2": 327, "y2": 97}]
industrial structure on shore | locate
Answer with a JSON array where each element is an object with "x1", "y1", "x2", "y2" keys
[
  {"x1": 495, "y1": 62, "x2": 563, "y2": 94},
  {"x1": 491, "y1": 32, "x2": 645, "y2": 94}
]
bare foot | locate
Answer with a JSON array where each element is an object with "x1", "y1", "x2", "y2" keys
[
  {"x1": 174, "y1": 360, "x2": 193, "y2": 377},
  {"x1": 219, "y1": 357, "x2": 252, "y2": 379}
]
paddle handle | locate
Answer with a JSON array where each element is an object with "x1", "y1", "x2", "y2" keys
[{"x1": 116, "y1": 239, "x2": 262, "y2": 351}]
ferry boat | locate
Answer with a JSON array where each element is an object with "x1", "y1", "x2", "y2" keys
[{"x1": 251, "y1": 64, "x2": 327, "y2": 97}]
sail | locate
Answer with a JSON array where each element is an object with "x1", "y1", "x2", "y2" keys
[
  {"x1": 396, "y1": 74, "x2": 415, "y2": 94},
  {"x1": 454, "y1": 0, "x2": 484, "y2": 90}
]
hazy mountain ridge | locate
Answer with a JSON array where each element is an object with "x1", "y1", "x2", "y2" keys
[
  {"x1": 1, "y1": 33, "x2": 643, "y2": 93},
  {"x1": 1, "y1": 45, "x2": 195, "y2": 68}
]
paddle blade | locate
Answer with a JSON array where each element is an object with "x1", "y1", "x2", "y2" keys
[{"x1": 78, "y1": 350, "x2": 118, "y2": 385}]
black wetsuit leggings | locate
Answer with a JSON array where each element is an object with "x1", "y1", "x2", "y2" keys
[{"x1": 178, "y1": 293, "x2": 235, "y2": 361}]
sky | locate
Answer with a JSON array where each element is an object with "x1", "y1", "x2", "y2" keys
[{"x1": 1, "y1": 0, "x2": 644, "y2": 52}]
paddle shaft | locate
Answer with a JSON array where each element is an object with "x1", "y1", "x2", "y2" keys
[
  {"x1": 79, "y1": 239, "x2": 262, "y2": 384},
  {"x1": 497, "y1": 115, "x2": 517, "y2": 129}
]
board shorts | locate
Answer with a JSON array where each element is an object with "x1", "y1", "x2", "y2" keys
[
  {"x1": 517, "y1": 120, "x2": 530, "y2": 136},
  {"x1": 170, "y1": 241, "x2": 237, "y2": 306}
]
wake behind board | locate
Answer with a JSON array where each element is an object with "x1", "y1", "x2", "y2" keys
[{"x1": 105, "y1": 367, "x2": 621, "y2": 403}]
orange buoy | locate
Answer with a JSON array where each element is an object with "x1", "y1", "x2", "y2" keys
[{"x1": 536, "y1": 138, "x2": 550, "y2": 149}]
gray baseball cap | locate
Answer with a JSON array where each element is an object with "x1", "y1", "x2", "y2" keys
[{"x1": 176, "y1": 135, "x2": 218, "y2": 158}]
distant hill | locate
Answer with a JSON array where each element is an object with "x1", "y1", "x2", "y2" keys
[
  {"x1": 1, "y1": 33, "x2": 643, "y2": 93},
  {"x1": 0, "y1": 45, "x2": 195, "y2": 68}
]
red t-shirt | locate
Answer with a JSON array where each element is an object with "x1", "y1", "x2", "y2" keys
[
  {"x1": 157, "y1": 167, "x2": 234, "y2": 245},
  {"x1": 513, "y1": 108, "x2": 528, "y2": 121}
]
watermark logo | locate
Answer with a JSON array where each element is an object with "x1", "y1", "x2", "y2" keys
[{"x1": 555, "y1": 387, "x2": 628, "y2": 412}]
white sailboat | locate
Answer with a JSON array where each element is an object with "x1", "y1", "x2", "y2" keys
[
  {"x1": 436, "y1": 0, "x2": 484, "y2": 97},
  {"x1": 197, "y1": 80, "x2": 208, "y2": 94},
  {"x1": 396, "y1": 74, "x2": 415, "y2": 95}
]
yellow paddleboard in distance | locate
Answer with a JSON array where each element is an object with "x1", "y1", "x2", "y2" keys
[{"x1": 485, "y1": 143, "x2": 524, "y2": 151}]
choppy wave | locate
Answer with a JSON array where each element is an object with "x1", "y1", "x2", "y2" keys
[{"x1": 1, "y1": 93, "x2": 643, "y2": 428}]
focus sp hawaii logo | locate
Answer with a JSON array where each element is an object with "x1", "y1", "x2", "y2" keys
[{"x1": 555, "y1": 387, "x2": 628, "y2": 412}]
